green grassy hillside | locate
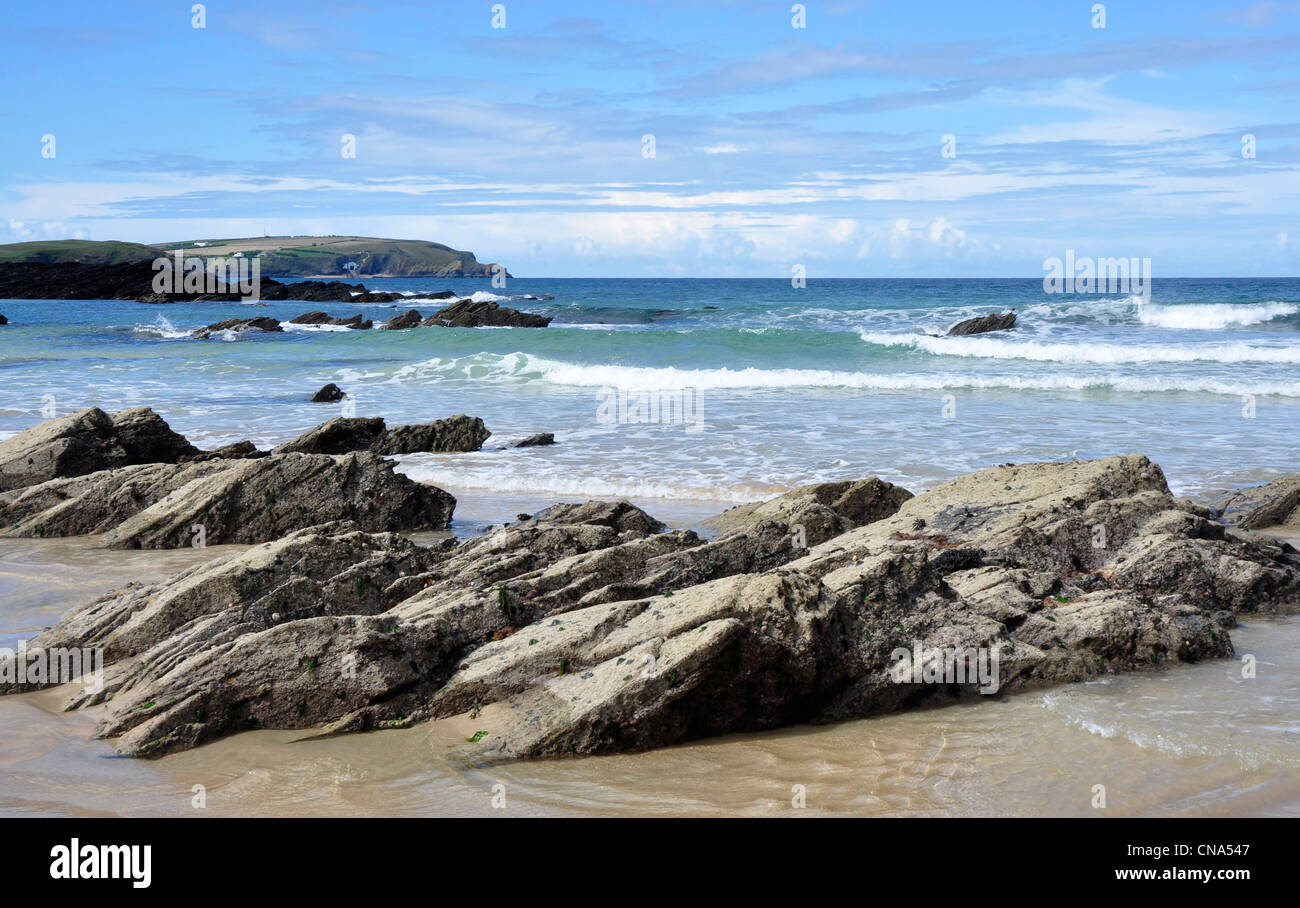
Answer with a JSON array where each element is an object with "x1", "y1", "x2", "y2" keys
[
  {"x1": 161, "y1": 235, "x2": 505, "y2": 277},
  {"x1": 0, "y1": 240, "x2": 161, "y2": 265}
]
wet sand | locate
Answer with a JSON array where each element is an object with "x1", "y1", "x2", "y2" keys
[{"x1": 1, "y1": 508, "x2": 1297, "y2": 818}]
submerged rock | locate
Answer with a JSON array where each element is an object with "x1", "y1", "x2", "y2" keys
[
  {"x1": 310, "y1": 383, "x2": 347, "y2": 403},
  {"x1": 290, "y1": 312, "x2": 372, "y2": 330},
  {"x1": 381, "y1": 309, "x2": 423, "y2": 330},
  {"x1": 422, "y1": 298, "x2": 551, "y2": 328},
  {"x1": 0, "y1": 314, "x2": 7, "y2": 325},
  {"x1": 9, "y1": 455, "x2": 1297, "y2": 760},
  {"x1": 513, "y1": 433, "x2": 555, "y2": 448},
  {"x1": 947, "y1": 310, "x2": 1016, "y2": 336},
  {"x1": 191, "y1": 317, "x2": 283, "y2": 339}
]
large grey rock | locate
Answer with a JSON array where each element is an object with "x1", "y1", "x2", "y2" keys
[
  {"x1": 0, "y1": 407, "x2": 199, "y2": 492},
  {"x1": 9, "y1": 456, "x2": 1298, "y2": 760},
  {"x1": 0, "y1": 451, "x2": 455, "y2": 547},
  {"x1": 377, "y1": 415, "x2": 490, "y2": 454}
]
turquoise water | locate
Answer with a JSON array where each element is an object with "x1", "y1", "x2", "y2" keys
[{"x1": 1, "y1": 278, "x2": 1298, "y2": 506}]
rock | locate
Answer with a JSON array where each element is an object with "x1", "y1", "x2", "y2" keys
[
  {"x1": 273, "y1": 418, "x2": 387, "y2": 455},
  {"x1": 290, "y1": 311, "x2": 372, "y2": 329},
  {"x1": 0, "y1": 407, "x2": 198, "y2": 492},
  {"x1": 110, "y1": 406, "x2": 203, "y2": 465},
  {"x1": 706, "y1": 478, "x2": 913, "y2": 542},
  {"x1": 378, "y1": 415, "x2": 491, "y2": 454},
  {"x1": 947, "y1": 310, "x2": 1016, "y2": 336},
  {"x1": 0, "y1": 451, "x2": 456, "y2": 547},
  {"x1": 0, "y1": 261, "x2": 408, "y2": 303},
  {"x1": 15, "y1": 523, "x2": 442, "y2": 692},
  {"x1": 0, "y1": 314, "x2": 7, "y2": 325},
  {"x1": 191, "y1": 317, "x2": 283, "y2": 339},
  {"x1": 424, "y1": 290, "x2": 457, "y2": 300},
  {"x1": 289, "y1": 310, "x2": 333, "y2": 325},
  {"x1": 514, "y1": 433, "x2": 555, "y2": 448},
  {"x1": 422, "y1": 298, "x2": 551, "y2": 328},
  {"x1": 275, "y1": 415, "x2": 491, "y2": 455},
  {"x1": 11, "y1": 455, "x2": 1298, "y2": 759},
  {"x1": 1213, "y1": 475, "x2": 1300, "y2": 531},
  {"x1": 381, "y1": 309, "x2": 423, "y2": 330},
  {"x1": 183, "y1": 440, "x2": 268, "y2": 461},
  {"x1": 310, "y1": 383, "x2": 346, "y2": 403},
  {"x1": 261, "y1": 283, "x2": 402, "y2": 304}
]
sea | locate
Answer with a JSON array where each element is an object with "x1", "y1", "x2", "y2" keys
[{"x1": 1, "y1": 277, "x2": 1297, "y2": 518}]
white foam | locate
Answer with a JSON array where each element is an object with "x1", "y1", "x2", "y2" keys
[
  {"x1": 1137, "y1": 300, "x2": 1298, "y2": 330},
  {"x1": 133, "y1": 316, "x2": 190, "y2": 340},
  {"x1": 279, "y1": 321, "x2": 353, "y2": 333},
  {"x1": 856, "y1": 329, "x2": 1300, "y2": 365},
  {"x1": 392, "y1": 352, "x2": 1300, "y2": 398},
  {"x1": 397, "y1": 458, "x2": 772, "y2": 502}
]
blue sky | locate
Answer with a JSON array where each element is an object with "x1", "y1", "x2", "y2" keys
[{"x1": 2, "y1": 0, "x2": 1299, "y2": 276}]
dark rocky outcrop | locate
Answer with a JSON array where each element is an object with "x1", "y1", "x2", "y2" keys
[
  {"x1": 947, "y1": 310, "x2": 1017, "y2": 336},
  {"x1": 0, "y1": 407, "x2": 198, "y2": 492},
  {"x1": 310, "y1": 383, "x2": 346, "y2": 403},
  {"x1": 0, "y1": 260, "x2": 406, "y2": 304},
  {"x1": 381, "y1": 309, "x2": 423, "y2": 330},
  {"x1": 191, "y1": 317, "x2": 283, "y2": 339},
  {"x1": 373, "y1": 300, "x2": 552, "y2": 329},
  {"x1": 274, "y1": 418, "x2": 388, "y2": 455},
  {"x1": 0, "y1": 314, "x2": 7, "y2": 325},
  {"x1": 262, "y1": 284, "x2": 401, "y2": 305},
  {"x1": 422, "y1": 298, "x2": 551, "y2": 328},
  {"x1": 380, "y1": 416, "x2": 491, "y2": 454},
  {"x1": 514, "y1": 433, "x2": 555, "y2": 448},
  {"x1": 274, "y1": 415, "x2": 491, "y2": 456},
  {"x1": 290, "y1": 312, "x2": 373, "y2": 330}
]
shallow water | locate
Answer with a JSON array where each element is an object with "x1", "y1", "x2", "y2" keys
[
  {"x1": 1, "y1": 526, "x2": 1297, "y2": 818},
  {"x1": 3, "y1": 278, "x2": 1298, "y2": 503}
]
